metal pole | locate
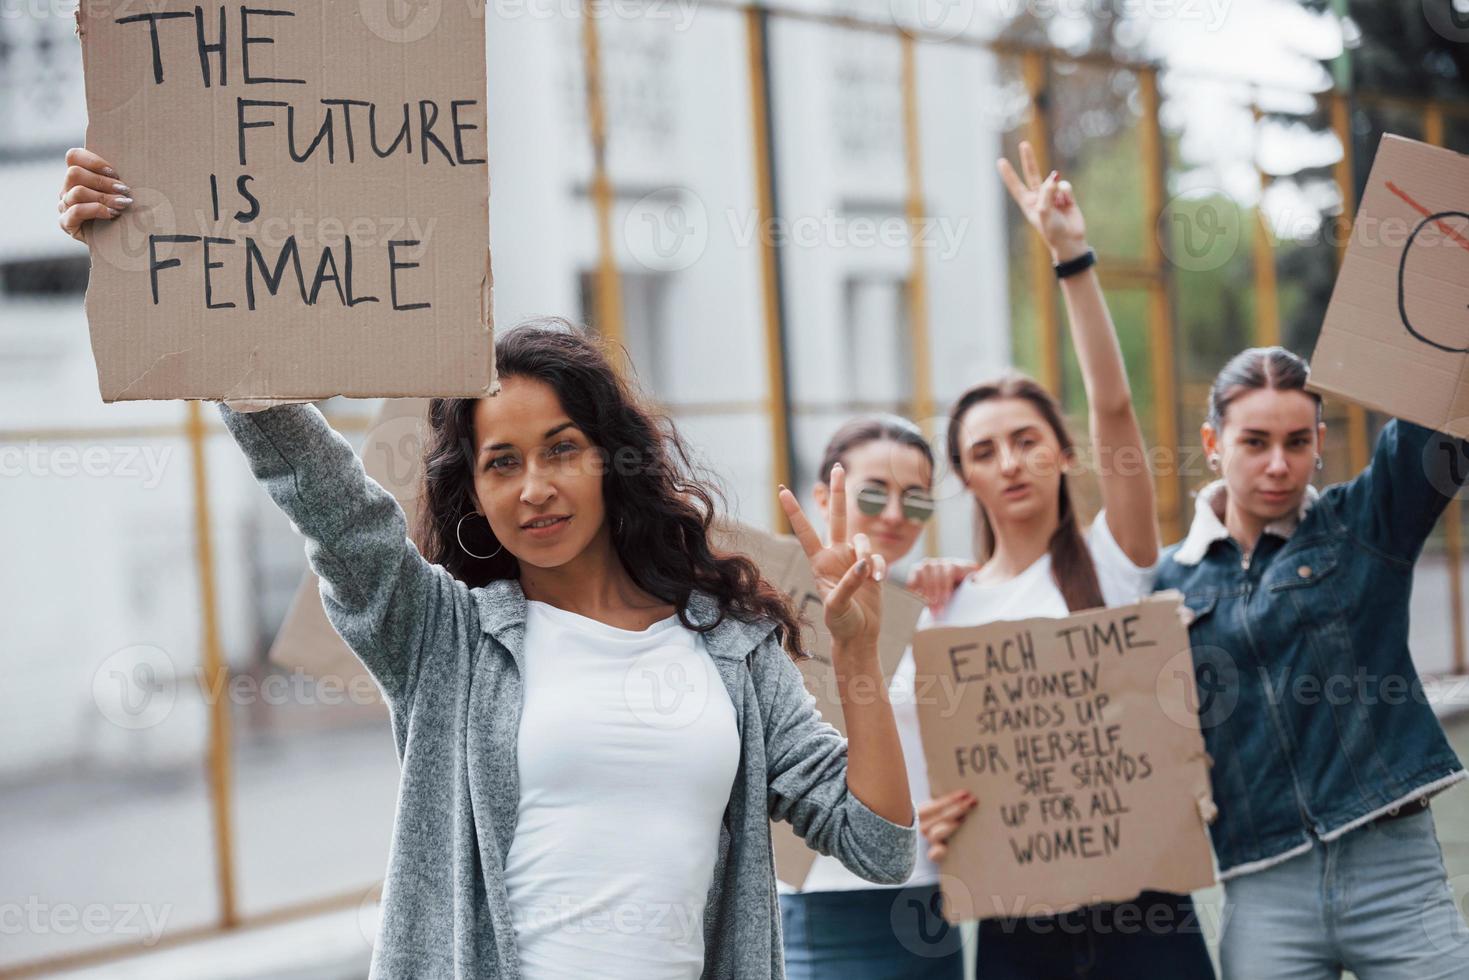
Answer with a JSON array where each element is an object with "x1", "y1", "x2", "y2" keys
[
  {"x1": 1328, "y1": 92, "x2": 1369, "y2": 474},
  {"x1": 1250, "y1": 100, "x2": 1281, "y2": 349},
  {"x1": 745, "y1": 6, "x2": 796, "y2": 529},
  {"x1": 186, "y1": 401, "x2": 238, "y2": 930},
  {"x1": 581, "y1": 0, "x2": 626, "y2": 350},
  {"x1": 900, "y1": 34, "x2": 941, "y2": 557},
  {"x1": 1139, "y1": 67, "x2": 1182, "y2": 543},
  {"x1": 1022, "y1": 51, "x2": 1061, "y2": 397}
]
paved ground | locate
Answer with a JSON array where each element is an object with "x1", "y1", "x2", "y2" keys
[{"x1": 16, "y1": 710, "x2": 1465, "y2": 979}]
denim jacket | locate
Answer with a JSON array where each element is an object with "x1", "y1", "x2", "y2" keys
[{"x1": 1153, "y1": 418, "x2": 1467, "y2": 880}]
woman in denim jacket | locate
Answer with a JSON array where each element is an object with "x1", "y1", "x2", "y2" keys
[{"x1": 1152, "y1": 347, "x2": 1469, "y2": 979}]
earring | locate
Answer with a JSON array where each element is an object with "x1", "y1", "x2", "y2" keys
[
  {"x1": 1315, "y1": 455, "x2": 1324, "y2": 471},
  {"x1": 1207, "y1": 454, "x2": 1220, "y2": 472},
  {"x1": 456, "y1": 512, "x2": 502, "y2": 560}
]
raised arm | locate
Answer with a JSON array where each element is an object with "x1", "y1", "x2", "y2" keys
[
  {"x1": 1339, "y1": 417, "x2": 1469, "y2": 564},
  {"x1": 760, "y1": 466, "x2": 916, "y2": 884},
  {"x1": 58, "y1": 148, "x2": 460, "y2": 708},
  {"x1": 998, "y1": 142, "x2": 1159, "y2": 567},
  {"x1": 217, "y1": 402, "x2": 463, "y2": 709}
]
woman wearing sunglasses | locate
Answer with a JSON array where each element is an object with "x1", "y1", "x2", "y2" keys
[
  {"x1": 905, "y1": 142, "x2": 1216, "y2": 979},
  {"x1": 778, "y1": 414, "x2": 967, "y2": 979}
]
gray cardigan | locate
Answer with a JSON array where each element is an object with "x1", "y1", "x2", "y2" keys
[{"x1": 217, "y1": 402, "x2": 917, "y2": 979}]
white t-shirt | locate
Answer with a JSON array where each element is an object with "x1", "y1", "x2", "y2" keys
[
  {"x1": 793, "y1": 512, "x2": 1155, "y2": 893},
  {"x1": 504, "y1": 600, "x2": 740, "y2": 978}
]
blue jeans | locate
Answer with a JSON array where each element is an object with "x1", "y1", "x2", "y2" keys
[
  {"x1": 780, "y1": 884, "x2": 965, "y2": 980},
  {"x1": 973, "y1": 890, "x2": 1215, "y2": 980},
  {"x1": 1220, "y1": 807, "x2": 1469, "y2": 979}
]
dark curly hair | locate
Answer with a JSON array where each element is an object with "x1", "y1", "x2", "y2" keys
[{"x1": 415, "y1": 318, "x2": 803, "y2": 657}]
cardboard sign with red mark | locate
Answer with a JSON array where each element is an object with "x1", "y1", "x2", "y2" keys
[{"x1": 1310, "y1": 135, "x2": 1469, "y2": 430}]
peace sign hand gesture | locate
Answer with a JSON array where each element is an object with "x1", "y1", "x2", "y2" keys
[
  {"x1": 997, "y1": 139, "x2": 1089, "y2": 262},
  {"x1": 777, "y1": 463, "x2": 885, "y2": 649}
]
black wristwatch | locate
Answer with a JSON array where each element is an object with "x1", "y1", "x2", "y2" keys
[{"x1": 1053, "y1": 248, "x2": 1097, "y2": 279}]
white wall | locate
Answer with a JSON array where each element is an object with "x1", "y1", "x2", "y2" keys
[{"x1": 0, "y1": 0, "x2": 1011, "y2": 777}]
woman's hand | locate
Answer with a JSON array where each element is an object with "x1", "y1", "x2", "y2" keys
[
  {"x1": 918, "y1": 789, "x2": 978, "y2": 863},
  {"x1": 997, "y1": 140, "x2": 1088, "y2": 263},
  {"x1": 58, "y1": 147, "x2": 132, "y2": 242},
  {"x1": 778, "y1": 462, "x2": 884, "y2": 648},
  {"x1": 906, "y1": 558, "x2": 977, "y2": 613}
]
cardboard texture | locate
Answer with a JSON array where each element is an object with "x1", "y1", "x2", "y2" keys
[
  {"x1": 78, "y1": 0, "x2": 494, "y2": 401},
  {"x1": 1309, "y1": 135, "x2": 1469, "y2": 431},
  {"x1": 912, "y1": 593, "x2": 1215, "y2": 921},
  {"x1": 709, "y1": 522, "x2": 927, "y2": 889},
  {"x1": 269, "y1": 397, "x2": 431, "y2": 688}
]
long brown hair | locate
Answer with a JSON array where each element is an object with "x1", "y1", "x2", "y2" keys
[
  {"x1": 945, "y1": 374, "x2": 1103, "y2": 613},
  {"x1": 415, "y1": 319, "x2": 804, "y2": 656}
]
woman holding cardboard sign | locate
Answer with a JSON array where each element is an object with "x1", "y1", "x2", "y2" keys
[
  {"x1": 60, "y1": 151, "x2": 919, "y2": 980},
  {"x1": 1152, "y1": 347, "x2": 1469, "y2": 978},
  {"x1": 908, "y1": 141, "x2": 1216, "y2": 979},
  {"x1": 777, "y1": 416, "x2": 967, "y2": 978}
]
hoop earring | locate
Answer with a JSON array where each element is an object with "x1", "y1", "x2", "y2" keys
[{"x1": 456, "y1": 513, "x2": 502, "y2": 560}]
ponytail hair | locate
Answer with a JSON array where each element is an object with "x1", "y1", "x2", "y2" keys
[
  {"x1": 1207, "y1": 346, "x2": 1322, "y2": 431},
  {"x1": 945, "y1": 374, "x2": 1104, "y2": 613}
]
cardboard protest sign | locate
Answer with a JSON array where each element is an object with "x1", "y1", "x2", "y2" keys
[
  {"x1": 1309, "y1": 135, "x2": 1469, "y2": 432},
  {"x1": 78, "y1": 0, "x2": 494, "y2": 401},
  {"x1": 711, "y1": 522, "x2": 927, "y2": 889},
  {"x1": 270, "y1": 398, "x2": 431, "y2": 688},
  {"x1": 912, "y1": 593, "x2": 1215, "y2": 920}
]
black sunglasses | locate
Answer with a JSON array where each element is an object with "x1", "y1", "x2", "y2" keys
[{"x1": 855, "y1": 485, "x2": 936, "y2": 523}]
